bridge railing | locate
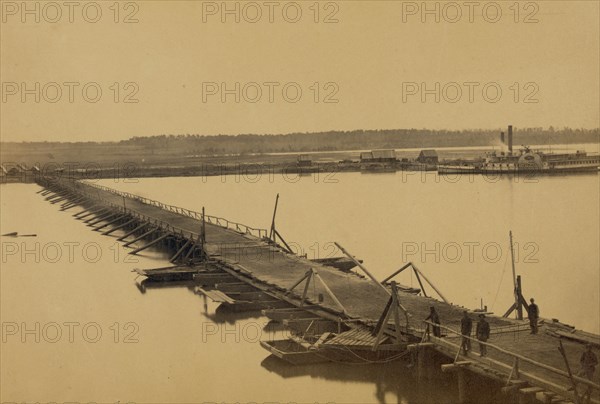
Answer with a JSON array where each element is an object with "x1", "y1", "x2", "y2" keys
[
  {"x1": 53, "y1": 180, "x2": 201, "y2": 240},
  {"x1": 423, "y1": 320, "x2": 600, "y2": 392},
  {"x1": 78, "y1": 180, "x2": 268, "y2": 238}
]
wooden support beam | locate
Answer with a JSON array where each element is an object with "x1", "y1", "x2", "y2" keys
[
  {"x1": 181, "y1": 237, "x2": 198, "y2": 262},
  {"x1": 102, "y1": 218, "x2": 136, "y2": 235},
  {"x1": 117, "y1": 223, "x2": 147, "y2": 241},
  {"x1": 50, "y1": 195, "x2": 69, "y2": 204},
  {"x1": 49, "y1": 191, "x2": 72, "y2": 202},
  {"x1": 201, "y1": 207, "x2": 206, "y2": 244},
  {"x1": 372, "y1": 282, "x2": 409, "y2": 350},
  {"x1": 504, "y1": 302, "x2": 517, "y2": 318},
  {"x1": 407, "y1": 342, "x2": 435, "y2": 351},
  {"x1": 541, "y1": 391, "x2": 556, "y2": 404},
  {"x1": 46, "y1": 193, "x2": 66, "y2": 201},
  {"x1": 391, "y1": 282, "x2": 406, "y2": 342},
  {"x1": 441, "y1": 361, "x2": 473, "y2": 372},
  {"x1": 412, "y1": 268, "x2": 428, "y2": 298},
  {"x1": 372, "y1": 295, "x2": 394, "y2": 351},
  {"x1": 416, "y1": 342, "x2": 433, "y2": 380},
  {"x1": 300, "y1": 270, "x2": 313, "y2": 306},
  {"x1": 269, "y1": 193, "x2": 279, "y2": 241},
  {"x1": 410, "y1": 263, "x2": 449, "y2": 304},
  {"x1": 79, "y1": 207, "x2": 109, "y2": 221},
  {"x1": 60, "y1": 202, "x2": 81, "y2": 211},
  {"x1": 516, "y1": 275, "x2": 524, "y2": 320},
  {"x1": 382, "y1": 262, "x2": 412, "y2": 283},
  {"x1": 287, "y1": 270, "x2": 312, "y2": 293},
  {"x1": 88, "y1": 212, "x2": 119, "y2": 227},
  {"x1": 60, "y1": 199, "x2": 78, "y2": 209},
  {"x1": 61, "y1": 196, "x2": 85, "y2": 207},
  {"x1": 123, "y1": 227, "x2": 157, "y2": 247},
  {"x1": 518, "y1": 387, "x2": 544, "y2": 404},
  {"x1": 509, "y1": 231, "x2": 521, "y2": 320},
  {"x1": 94, "y1": 215, "x2": 127, "y2": 231},
  {"x1": 170, "y1": 238, "x2": 192, "y2": 263},
  {"x1": 129, "y1": 233, "x2": 168, "y2": 255},
  {"x1": 84, "y1": 211, "x2": 111, "y2": 224},
  {"x1": 500, "y1": 380, "x2": 529, "y2": 395},
  {"x1": 334, "y1": 242, "x2": 390, "y2": 296},
  {"x1": 273, "y1": 228, "x2": 294, "y2": 254},
  {"x1": 73, "y1": 206, "x2": 99, "y2": 218},
  {"x1": 558, "y1": 341, "x2": 582, "y2": 404},
  {"x1": 313, "y1": 269, "x2": 346, "y2": 314},
  {"x1": 212, "y1": 282, "x2": 256, "y2": 292},
  {"x1": 457, "y1": 368, "x2": 467, "y2": 403},
  {"x1": 372, "y1": 297, "x2": 393, "y2": 337}
]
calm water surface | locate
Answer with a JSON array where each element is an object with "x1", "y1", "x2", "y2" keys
[{"x1": 1, "y1": 170, "x2": 598, "y2": 403}]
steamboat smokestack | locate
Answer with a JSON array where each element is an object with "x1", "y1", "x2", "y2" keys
[
  {"x1": 508, "y1": 125, "x2": 513, "y2": 154},
  {"x1": 501, "y1": 131, "x2": 505, "y2": 144}
]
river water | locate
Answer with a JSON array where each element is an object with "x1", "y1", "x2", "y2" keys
[{"x1": 1, "y1": 170, "x2": 598, "y2": 403}]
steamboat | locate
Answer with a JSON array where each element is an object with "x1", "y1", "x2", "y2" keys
[{"x1": 438, "y1": 125, "x2": 600, "y2": 175}]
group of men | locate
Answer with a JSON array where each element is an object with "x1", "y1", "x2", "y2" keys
[
  {"x1": 459, "y1": 310, "x2": 489, "y2": 356},
  {"x1": 425, "y1": 306, "x2": 490, "y2": 356},
  {"x1": 425, "y1": 300, "x2": 598, "y2": 385}
]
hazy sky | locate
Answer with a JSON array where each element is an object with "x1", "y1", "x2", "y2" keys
[{"x1": 1, "y1": 0, "x2": 599, "y2": 142}]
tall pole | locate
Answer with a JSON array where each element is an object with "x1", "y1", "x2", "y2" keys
[
  {"x1": 509, "y1": 231, "x2": 521, "y2": 320},
  {"x1": 269, "y1": 193, "x2": 279, "y2": 242},
  {"x1": 201, "y1": 207, "x2": 206, "y2": 244}
]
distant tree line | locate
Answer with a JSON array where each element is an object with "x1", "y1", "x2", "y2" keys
[{"x1": 3, "y1": 127, "x2": 598, "y2": 156}]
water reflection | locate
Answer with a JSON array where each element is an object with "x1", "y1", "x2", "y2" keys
[{"x1": 3, "y1": 176, "x2": 598, "y2": 403}]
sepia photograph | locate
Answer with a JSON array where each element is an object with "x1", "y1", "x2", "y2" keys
[{"x1": 1, "y1": 1, "x2": 599, "y2": 403}]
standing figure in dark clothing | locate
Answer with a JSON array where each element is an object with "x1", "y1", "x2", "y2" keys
[
  {"x1": 528, "y1": 298, "x2": 539, "y2": 334},
  {"x1": 579, "y1": 344, "x2": 598, "y2": 402},
  {"x1": 579, "y1": 344, "x2": 598, "y2": 380},
  {"x1": 425, "y1": 306, "x2": 441, "y2": 338},
  {"x1": 476, "y1": 314, "x2": 490, "y2": 357},
  {"x1": 460, "y1": 310, "x2": 473, "y2": 355}
]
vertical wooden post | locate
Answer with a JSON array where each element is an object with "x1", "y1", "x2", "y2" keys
[
  {"x1": 557, "y1": 341, "x2": 582, "y2": 404},
  {"x1": 457, "y1": 369, "x2": 466, "y2": 403},
  {"x1": 300, "y1": 270, "x2": 313, "y2": 306},
  {"x1": 509, "y1": 231, "x2": 521, "y2": 320},
  {"x1": 513, "y1": 357, "x2": 520, "y2": 379},
  {"x1": 516, "y1": 275, "x2": 523, "y2": 320},
  {"x1": 390, "y1": 281, "x2": 408, "y2": 341},
  {"x1": 269, "y1": 194, "x2": 279, "y2": 242},
  {"x1": 417, "y1": 346, "x2": 431, "y2": 381},
  {"x1": 201, "y1": 207, "x2": 206, "y2": 244}
]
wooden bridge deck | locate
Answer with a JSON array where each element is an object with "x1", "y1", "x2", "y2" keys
[{"x1": 41, "y1": 179, "x2": 600, "y2": 402}]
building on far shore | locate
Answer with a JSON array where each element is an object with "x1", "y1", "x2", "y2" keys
[
  {"x1": 297, "y1": 154, "x2": 312, "y2": 167},
  {"x1": 416, "y1": 149, "x2": 438, "y2": 165},
  {"x1": 360, "y1": 149, "x2": 397, "y2": 164},
  {"x1": 360, "y1": 149, "x2": 397, "y2": 172}
]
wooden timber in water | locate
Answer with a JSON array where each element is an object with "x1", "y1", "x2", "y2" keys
[
  {"x1": 37, "y1": 177, "x2": 600, "y2": 404},
  {"x1": 133, "y1": 265, "x2": 207, "y2": 282}
]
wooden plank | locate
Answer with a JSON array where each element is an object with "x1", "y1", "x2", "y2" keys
[{"x1": 196, "y1": 288, "x2": 236, "y2": 304}]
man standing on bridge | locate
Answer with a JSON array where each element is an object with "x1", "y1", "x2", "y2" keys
[
  {"x1": 528, "y1": 298, "x2": 539, "y2": 334},
  {"x1": 425, "y1": 306, "x2": 441, "y2": 338},
  {"x1": 579, "y1": 344, "x2": 598, "y2": 380},
  {"x1": 577, "y1": 344, "x2": 598, "y2": 403},
  {"x1": 476, "y1": 314, "x2": 490, "y2": 357},
  {"x1": 460, "y1": 310, "x2": 472, "y2": 355}
]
